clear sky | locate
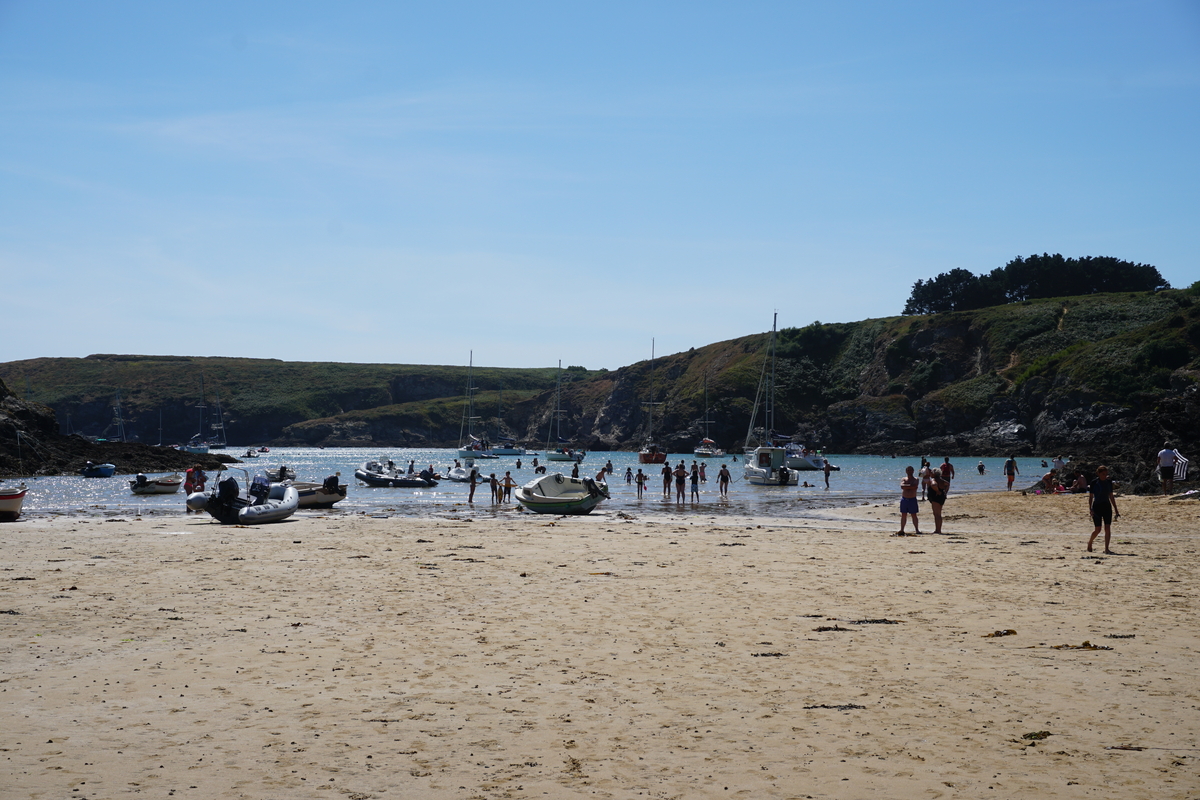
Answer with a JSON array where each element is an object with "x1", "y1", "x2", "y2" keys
[{"x1": 2, "y1": 1, "x2": 1197, "y2": 370}]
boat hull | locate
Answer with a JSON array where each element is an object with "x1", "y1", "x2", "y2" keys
[
  {"x1": 292, "y1": 482, "x2": 347, "y2": 509},
  {"x1": 0, "y1": 485, "x2": 27, "y2": 521},
  {"x1": 129, "y1": 475, "x2": 183, "y2": 495},
  {"x1": 187, "y1": 483, "x2": 299, "y2": 524},
  {"x1": 80, "y1": 463, "x2": 117, "y2": 478},
  {"x1": 515, "y1": 473, "x2": 609, "y2": 515},
  {"x1": 354, "y1": 469, "x2": 436, "y2": 488}
]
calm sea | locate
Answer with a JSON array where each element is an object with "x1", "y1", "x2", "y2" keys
[{"x1": 5, "y1": 448, "x2": 1049, "y2": 521}]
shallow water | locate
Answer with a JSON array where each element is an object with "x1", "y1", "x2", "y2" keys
[{"x1": 6, "y1": 448, "x2": 1050, "y2": 521}]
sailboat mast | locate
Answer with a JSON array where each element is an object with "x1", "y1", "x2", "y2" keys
[{"x1": 767, "y1": 313, "x2": 777, "y2": 436}]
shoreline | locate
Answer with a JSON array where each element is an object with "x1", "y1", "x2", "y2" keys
[{"x1": 2, "y1": 492, "x2": 1197, "y2": 798}]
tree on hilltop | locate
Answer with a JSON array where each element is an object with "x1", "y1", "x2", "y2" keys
[{"x1": 903, "y1": 254, "x2": 1170, "y2": 315}]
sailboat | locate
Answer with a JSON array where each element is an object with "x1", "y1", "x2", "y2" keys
[
  {"x1": 742, "y1": 314, "x2": 797, "y2": 486},
  {"x1": 638, "y1": 339, "x2": 668, "y2": 464},
  {"x1": 490, "y1": 390, "x2": 526, "y2": 455},
  {"x1": 182, "y1": 376, "x2": 210, "y2": 454},
  {"x1": 457, "y1": 352, "x2": 497, "y2": 459},
  {"x1": 208, "y1": 389, "x2": 228, "y2": 450},
  {"x1": 546, "y1": 361, "x2": 584, "y2": 462},
  {"x1": 693, "y1": 372, "x2": 724, "y2": 458}
]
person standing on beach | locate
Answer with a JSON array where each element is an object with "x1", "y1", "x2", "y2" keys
[
  {"x1": 718, "y1": 464, "x2": 731, "y2": 497},
  {"x1": 1087, "y1": 465, "x2": 1119, "y2": 554},
  {"x1": 673, "y1": 461, "x2": 688, "y2": 503},
  {"x1": 699, "y1": 462, "x2": 707, "y2": 483},
  {"x1": 635, "y1": 469, "x2": 646, "y2": 499},
  {"x1": 501, "y1": 471, "x2": 518, "y2": 502},
  {"x1": 1003, "y1": 456, "x2": 1019, "y2": 490},
  {"x1": 690, "y1": 462, "x2": 701, "y2": 501},
  {"x1": 927, "y1": 470, "x2": 948, "y2": 534},
  {"x1": 662, "y1": 463, "x2": 672, "y2": 498},
  {"x1": 823, "y1": 460, "x2": 832, "y2": 490},
  {"x1": 897, "y1": 465, "x2": 921, "y2": 534},
  {"x1": 489, "y1": 473, "x2": 499, "y2": 504},
  {"x1": 468, "y1": 465, "x2": 479, "y2": 502},
  {"x1": 1157, "y1": 443, "x2": 1178, "y2": 495}
]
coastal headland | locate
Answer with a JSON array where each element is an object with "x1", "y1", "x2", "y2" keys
[{"x1": 2, "y1": 492, "x2": 1197, "y2": 798}]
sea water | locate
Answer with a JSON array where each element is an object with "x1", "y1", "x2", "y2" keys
[{"x1": 7, "y1": 448, "x2": 1048, "y2": 521}]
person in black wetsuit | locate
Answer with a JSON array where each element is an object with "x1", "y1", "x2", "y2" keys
[{"x1": 1086, "y1": 465, "x2": 1120, "y2": 554}]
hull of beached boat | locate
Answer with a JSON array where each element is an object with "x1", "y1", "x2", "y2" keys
[
  {"x1": 292, "y1": 482, "x2": 347, "y2": 508},
  {"x1": 187, "y1": 484, "x2": 299, "y2": 524},
  {"x1": 515, "y1": 473, "x2": 609, "y2": 515},
  {"x1": 129, "y1": 474, "x2": 183, "y2": 495},
  {"x1": 0, "y1": 484, "x2": 27, "y2": 521}
]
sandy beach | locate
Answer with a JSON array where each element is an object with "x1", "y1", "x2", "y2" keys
[{"x1": 2, "y1": 491, "x2": 1198, "y2": 799}]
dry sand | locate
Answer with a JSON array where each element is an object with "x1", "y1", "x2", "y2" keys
[{"x1": 2, "y1": 491, "x2": 1198, "y2": 799}]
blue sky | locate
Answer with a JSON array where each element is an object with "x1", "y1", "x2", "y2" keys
[{"x1": 1, "y1": 1, "x2": 1197, "y2": 370}]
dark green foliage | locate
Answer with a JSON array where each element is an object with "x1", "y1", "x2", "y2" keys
[{"x1": 904, "y1": 254, "x2": 1170, "y2": 314}]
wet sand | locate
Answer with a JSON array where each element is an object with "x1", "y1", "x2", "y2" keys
[{"x1": 2, "y1": 491, "x2": 1198, "y2": 798}]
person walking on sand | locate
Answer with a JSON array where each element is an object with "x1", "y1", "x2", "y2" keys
[
  {"x1": 1157, "y1": 442, "x2": 1178, "y2": 495},
  {"x1": 928, "y1": 470, "x2": 948, "y2": 534},
  {"x1": 635, "y1": 468, "x2": 647, "y2": 499},
  {"x1": 823, "y1": 460, "x2": 832, "y2": 491},
  {"x1": 1087, "y1": 465, "x2": 1120, "y2": 554},
  {"x1": 673, "y1": 462, "x2": 688, "y2": 503},
  {"x1": 718, "y1": 464, "x2": 731, "y2": 497},
  {"x1": 897, "y1": 465, "x2": 921, "y2": 534},
  {"x1": 662, "y1": 463, "x2": 672, "y2": 498},
  {"x1": 690, "y1": 462, "x2": 701, "y2": 502},
  {"x1": 918, "y1": 458, "x2": 931, "y2": 500},
  {"x1": 1003, "y1": 456, "x2": 1019, "y2": 491}
]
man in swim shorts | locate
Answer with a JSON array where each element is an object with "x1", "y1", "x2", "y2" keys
[
  {"x1": 1157, "y1": 443, "x2": 1178, "y2": 495},
  {"x1": 1003, "y1": 456, "x2": 1019, "y2": 490},
  {"x1": 898, "y1": 465, "x2": 921, "y2": 534}
]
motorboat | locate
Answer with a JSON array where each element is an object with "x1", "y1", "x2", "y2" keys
[
  {"x1": 265, "y1": 466, "x2": 297, "y2": 481},
  {"x1": 291, "y1": 475, "x2": 347, "y2": 509},
  {"x1": 547, "y1": 446, "x2": 585, "y2": 462},
  {"x1": 354, "y1": 461, "x2": 438, "y2": 488},
  {"x1": 515, "y1": 472, "x2": 609, "y2": 515},
  {"x1": 186, "y1": 469, "x2": 299, "y2": 524},
  {"x1": 0, "y1": 482, "x2": 28, "y2": 521},
  {"x1": 257, "y1": 446, "x2": 270, "y2": 453},
  {"x1": 445, "y1": 459, "x2": 480, "y2": 483},
  {"x1": 80, "y1": 462, "x2": 117, "y2": 478},
  {"x1": 241, "y1": 449, "x2": 259, "y2": 458},
  {"x1": 638, "y1": 442, "x2": 667, "y2": 464},
  {"x1": 129, "y1": 472, "x2": 184, "y2": 495},
  {"x1": 744, "y1": 445, "x2": 798, "y2": 486},
  {"x1": 784, "y1": 444, "x2": 838, "y2": 472}
]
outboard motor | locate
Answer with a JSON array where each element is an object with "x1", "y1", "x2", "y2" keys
[
  {"x1": 323, "y1": 474, "x2": 340, "y2": 493},
  {"x1": 249, "y1": 475, "x2": 270, "y2": 504}
]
